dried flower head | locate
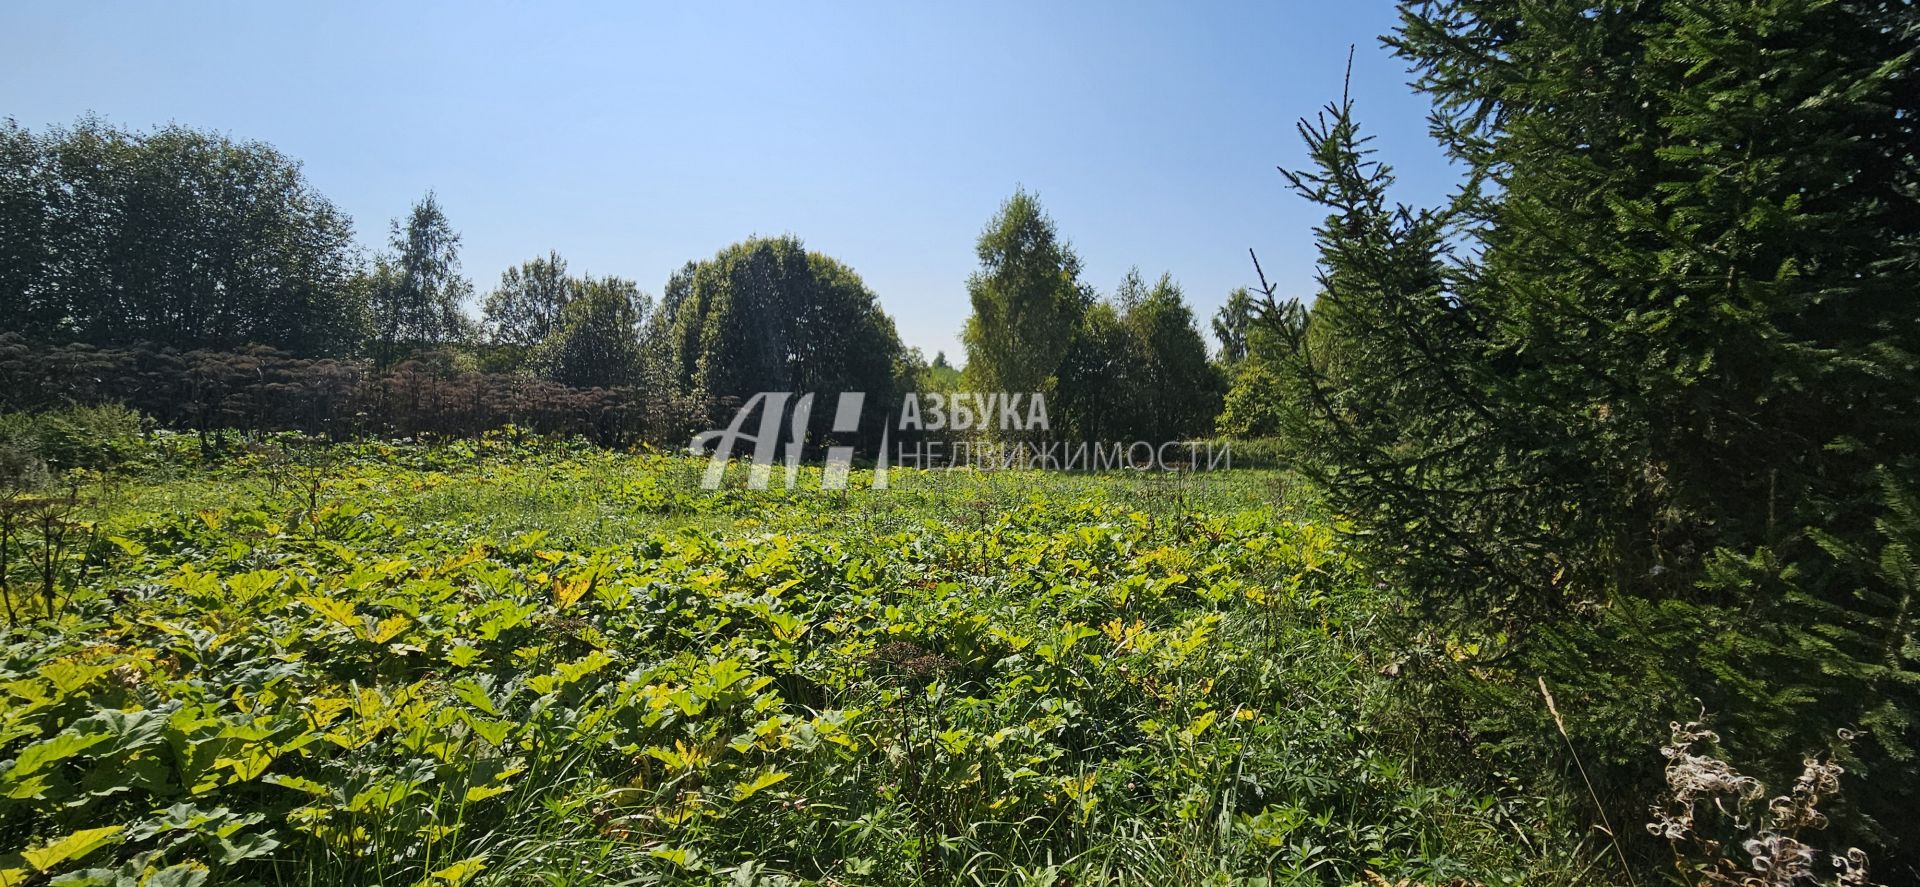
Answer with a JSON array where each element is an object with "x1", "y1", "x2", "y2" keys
[
  {"x1": 869, "y1": 640, "x2": 958, "y2": 687},
  {"x1": 1647, "y1": 721, "x2": 1763, "y2": 842},
  {"x1": 1647, "y1": 721, "x2": 1881, "y2": 886}
]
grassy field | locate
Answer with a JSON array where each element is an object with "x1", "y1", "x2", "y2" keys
[{"x1": 1, "y1": 437, "x2": 1603, "y2": 886}]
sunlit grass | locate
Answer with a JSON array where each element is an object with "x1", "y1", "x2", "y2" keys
[{"x1": 0, "y1": 438, "x2": 1598, "y2": 885}]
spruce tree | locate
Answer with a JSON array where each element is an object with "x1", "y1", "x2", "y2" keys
[{"x1": 1264, "y1": 0, "x2": 1920, "y2": 864}]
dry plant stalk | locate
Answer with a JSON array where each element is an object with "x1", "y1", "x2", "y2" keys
[{"x1": 1648, "y1": 720, "x2": 1878, "y2": 886}]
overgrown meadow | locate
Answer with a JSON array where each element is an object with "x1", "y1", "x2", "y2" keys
[{"x1": 0, "y1": 436, "x2": 1596, "y2": 886}]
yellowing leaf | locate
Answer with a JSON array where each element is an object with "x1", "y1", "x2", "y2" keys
[
  {"x1": 216, "y1": 744, "x2": 277, "y2": 781},
  {"x1": 348, "y1": 782, "x2": 412, "y2": 813},
  {"x1": 371, "y1": 614, "x2": 412, "y2": 644},
  {"x1": 450, "y1": 678, "x2": 498, "y2": 715},
  {"x1": 263, "y1": 773, "x2": 330, "y2": 795},
  {"x1": 553, "y1": 574, "x2": 592, "y2": 609},
  {"x1": 305, "y1": 696, "x2": 351, "y2": 728},
  {"x1": 435, "y1": 544, "x2": 491, "y2": 576},
  {"x1": 730, "y1": 769, "x2": 791, "y2": 801},
  {"x1": 22, "y1": 825, "x2": 123, "y2": 871},
  {"x1": 463, "y1": 783, "x2": 512, "y2": 803},
  {"x1": 300, "y1": 595, "x2": 360, "y2": 629},
  {"x1": 550, "y1": 650, "x2": 614, "y2": 687},
  {"x1": 4, "y1": 773, "x2": 52, "y2": 801},
  {"x1": 461, "y1": 711, "x2": 510, "y2": 747},
  {"x1": 645, "y1": 740, "x2": 710, "y2": 771},
  {"x1": 647, "y1": 846, "x2": 702, "y2": 868},
  {"x1": 766, "y1": 612, "x2": 811, "y2": 642},
  {"x1": 426, "y1": 855, "x2": 488, "y2": 885},
  {"x1": 39, "y1": 660, "x2": 110, "y2": 695}
]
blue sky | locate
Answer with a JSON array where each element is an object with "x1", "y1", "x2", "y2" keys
[{"x1": 1, "y1": 2, "x2": 1459, "y2": 361}]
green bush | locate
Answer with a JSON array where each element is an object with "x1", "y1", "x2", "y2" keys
[
  {"x1": 0, "y1": 405, "x2": 151, "y2": 483},
  {"x1": 0, "y1": 414, "x2": 49, "y2": 489}
]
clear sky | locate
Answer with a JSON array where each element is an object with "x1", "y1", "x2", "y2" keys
[{"x1": 1, "y1": 2, "x2": 1460, "y2": 361}]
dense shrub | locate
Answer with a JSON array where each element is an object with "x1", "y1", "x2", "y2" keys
[
  {"x1": 0, "y1": 414, "x2": 49, "y2": 489},
  {"x1": 29, "y1": 404, "x2": 148, "y2": 473},
  {"x1": 0, "y1": 404, "x2": 149, "y2": 484}
]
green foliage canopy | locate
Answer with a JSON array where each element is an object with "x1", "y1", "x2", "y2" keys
[
  {"x1": 536, "y1": 275, "x2": 650, "y2": 389},
  {"x1": 960, "y1": 190, "x2": 1090, "y2": 411},
  {"x1": 0, "y1": 117, "x2": 362, "y2": 356},
  {"x1": 651, "y1": 236, "x2": 908, "y2": 422},
  {"x1": 1055, "y1": 270, "x2": 1222, "y2": 441},
  {"x1": 483, "y1": 251, "x2": 574, "y2": 357},
  {"x1": 366, "y1": 193, "x2": 475, "y2": 363}
]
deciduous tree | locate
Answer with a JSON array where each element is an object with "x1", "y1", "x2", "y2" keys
[
  {"x1": 0, "y1": 117, "x2": 362, "y2": 355},
  {"x1": 483, "y1": 250, "x2": 572, "y2": 359},
  {"x1": 960, "y1": 190, "x2": 1089, "y2": 418},
  {"x1": 367, "y1": 192, "x2": 474, "y2": 363},
  {"x1": 536, "y1": 275, "x2": 648, "y2": 389},
  {"x1": 651, "y1": 236, "x2": 908, "y2": 433}
]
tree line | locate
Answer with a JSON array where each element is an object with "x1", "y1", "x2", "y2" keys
[
  {"x1": 2, "y1": 117, "x2": 1245, "y2": 445},
  {"x1": 960, "y1": 190, "x2": 1225, "y2": 442}
]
